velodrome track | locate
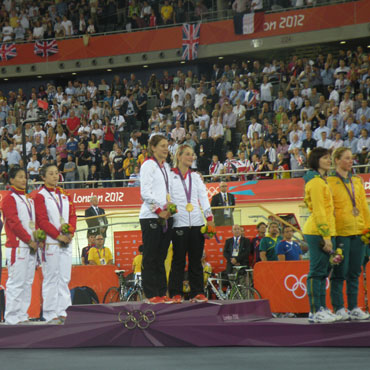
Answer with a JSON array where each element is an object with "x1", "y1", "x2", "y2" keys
[{"x1": 1, "y1": 347, "x2": 369, "y2": 370}]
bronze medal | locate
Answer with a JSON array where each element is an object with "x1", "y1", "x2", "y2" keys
[{"x1": 353, "y1": 207, "x2": 360, "y2": 216}]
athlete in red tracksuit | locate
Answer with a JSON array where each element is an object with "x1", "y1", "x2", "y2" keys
[
  {"x1": 35, "y1": 164, "x2": 76, "y2": 324},
  {"x1": 2, "y1": 167, "x2": 39, "y2": 325}
]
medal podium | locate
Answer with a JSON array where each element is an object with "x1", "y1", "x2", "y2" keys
[{"x1": 1, "y1": 299, "x2": 370, "y2": 348}]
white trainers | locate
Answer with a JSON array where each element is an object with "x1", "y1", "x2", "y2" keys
[
  {"x1": 349, "y1": 307, "x2": 370, "y2": 321},
  {"x1": 308, "y1": 312, "x2": 314, "y2": 323},
  {"x1": 311, "y1": 307, "x2": 336, "y2": 323},
  {"x1": 324, "y1": 308, "x2": 340, "y2": 321},
  {"x1": 335, "y1": 308, "x2": 350, "y2": 321}
]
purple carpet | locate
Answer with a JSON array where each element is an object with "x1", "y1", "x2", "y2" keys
[{"x1": 1, "y1": 300, "x2": 370, "y2": 348}]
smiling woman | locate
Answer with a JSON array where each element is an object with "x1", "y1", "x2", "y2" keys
[
  {"x1": 139, "y1": 135, "x2": 174, "y2": 304},
  {"x1": 168, "y1": 144, "x2": 215, "y2": 303}
]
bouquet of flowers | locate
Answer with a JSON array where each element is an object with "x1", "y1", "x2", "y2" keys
[
  {"x1": 60, "y1": 223, "x2": 75, "y2": 248},
  {"x1": 31, "y1": 229, "x2": 46, "y2": 254},
  {"x1": 361, "y1": 228, "x2": 370, "y2": 245},
  {"x1": 329, "y1": 248, "x2": 344, "y2": 266},
  {"x1": 166, "y1": 203, "x2": 178, "y2": 215},
  {"x1": 200, "y1": 225, "x2": 220, "y2": 243},
  {"x1": 159, "y1": 203, "x2": 178, "y2": 230}
]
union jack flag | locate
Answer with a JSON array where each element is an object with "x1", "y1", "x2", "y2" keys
[
  {"x1": 181, "y1": 23, "x2": 200, "y2": 61},
  {"x1": 34, "y1": 40, "x2": 59, "y2": 58},
  {"x1": 0, "y1": 43, "x2": 17, "y2": 61}
]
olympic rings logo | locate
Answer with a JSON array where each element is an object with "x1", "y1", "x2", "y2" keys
[
  {"x1": 118, "y1": 309, "x2": 156, "y2": 330},
  {"x1": 284, "y1": 274, "x2": 330, "y2": 299},
  {"x1": 207, "y1": 187, "x2": 219, "y2": 198}
]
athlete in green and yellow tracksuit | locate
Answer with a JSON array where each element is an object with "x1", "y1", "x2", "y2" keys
[
  {"x1": 259, "y1": 222, "x2": 282, "y2": 261},
  {"x1": 327, "y1": 148, "x2": 370, "y2": 319},
  {"x1": 303, "y1": 167, "x2": 336, "y2": 315}
]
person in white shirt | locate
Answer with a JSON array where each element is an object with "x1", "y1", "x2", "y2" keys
[
  {"x1": 209, "y1": 154, "x2": 224, "y2": 182},
  {"x1": 169, "y1": 144, "x2": 214, "y2": 303},
  {"x1": 194, "y1": 87, "x2": 207, "y2": 109},
  {"x1": 288, "y1": 134, "x2": 302, "y2": 153},
  {"x1": 171, "y1": 120, "x2": 186, "y2": 142},
  {"x1": 317, "y1": 131, "x2": 333, "y2": 150},
  {"x1": 61, "y1": 15, "x2": 73, "y2": 36},
  {"x1": 111, "y1": 109, "x2": 125, "y2": 134},
  {"x1": 328, "y1": 85, "x2": 339, "y2": 106},
  {"x1": 247, "y1": 117, "x2": 262, "y2": 139},
  {"x1": 27, "y1": 153, "x2": 41, "y2": 181},
  {"x1": 260, "y1": 76, "x2": 273, "y2": 103},
  {"x1": 194, "y1": 108, "x2": 210, "y2": 128},
  {"x1": 357, "y1": 129, "x2": 370, "y2": 153},
  {"x1": 339, "y1": 92, "x2": 354, "y2": 116},
  {"x1": 139, "y1": 135, "x2": 174, "y2": 304},
  {"x1": 171, "y1": 85, "x2": 185, "y2": 102},
  {"x1": 2, "y1": 21, "x2": 13, "y2": 41}
]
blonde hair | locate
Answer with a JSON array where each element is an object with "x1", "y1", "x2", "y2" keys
[
  {"x1": 173, "y1": 144, "x2": 193, "y2": 168},
  {"x1": 332, "y1": 147, "x2": 351, "y2": 165}
]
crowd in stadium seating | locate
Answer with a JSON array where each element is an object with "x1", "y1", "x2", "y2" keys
[
  {"x1": 0, "y1": 43, "x2": 369, "y2": 188},
  {"x1": 0, "y1": 0, "x2": 353, "y2": 42}
]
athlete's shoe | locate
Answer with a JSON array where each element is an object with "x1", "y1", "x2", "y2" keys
[
  {"x1": 349, "y1": 307, "x2": 370, "y2": 320},
  {"x1": 191, "y1": 294, "x2": 208, "y2": 303},
  {"x1": 146, "y1": 296, "x2": 165, "y2": 304},
  {"x1": 324, "y1": 308, "x2": 340, "y2": 321},
  {"x1": 47, "y1": 317, "x2": 64, "y2": 325},
  {"x1": 335, "y1": 308, "x2": 350, "y2": 321},
  {"x1": 162, "y1": 296, "x2": 176, "y2": 304},
  {"x1": 312, "y1": 307, "x2": 336, "y2": 323},
  {"x1": 171, "y1": 295, "x2": 184, "y2": 304}
]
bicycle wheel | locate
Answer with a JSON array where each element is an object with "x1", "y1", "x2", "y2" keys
[
  {"x1": 230, "y1": 285, "x2": 261, "y2": 300},
  {"x1": 103, "y1": 287, "x2": 120, "y2": 303},
  {"x1": 127, "y1": 289, "x2": 144, "y2": 302}
]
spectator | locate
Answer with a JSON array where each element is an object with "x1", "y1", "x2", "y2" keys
[
  {"x1": 223, "y1": 224, "x2": 251, "y2": 274},
  {"x1": 276, "y1": 225, "x2": 303, "y2": 261},
  {"x1": 259, "y1": 221, "x2": 282, "y2": 261},
  {"x1": 88, "y1": 234, "x2": 114, "y2": 266},
  {"x1": 81, "y1": 234, "x2": 97, "y2": 265},
  {"x1": 211, "y1": 181, "x2": 235, "y2": 226},
  {"x1": 85, "y1": 196, "x2": 108, "y2": 238}
]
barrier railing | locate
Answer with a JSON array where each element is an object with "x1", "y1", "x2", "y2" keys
[{"x1": 17, "y1": 164, "x2": 370, "y2": 189}]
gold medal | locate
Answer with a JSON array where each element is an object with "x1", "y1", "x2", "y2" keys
[
  {"x1": 166, "y1": 193, "x2": 171, "y2": 202},
  {"x1": 353, "y1": 207, "x2": 360, "y2": 216},
  {"x1": 29, "y1": 221, "x2": 35, "y2": 230},
  {"x1": 60, "y1": 217, "x2": 66, "y2": 224},
  {"x1": 186, "y1": 203, "x2": 194, "y2": 212}
]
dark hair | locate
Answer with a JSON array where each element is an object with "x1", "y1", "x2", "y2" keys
[
  {"x1": 307, "y1": 147, "x2": 330, "y2": 172},
  {"x1": 138, "y1": 245, "x2": 143, "y2": 253},
  {"x1": 40, "y1": 163, "x2": 58, "y2": 179},
  {"x1": 282, "y1": 224, "x2": 293, "y2": 233},
  {"x1": 148, "y1": 135, "x2": 168, "y2": 156},
  {"x1": 8, "y1": 165, "x2": 25, "y2": 181},
  {"x1": 257, "y1": 222, "x2": 267, "y2": 229}
]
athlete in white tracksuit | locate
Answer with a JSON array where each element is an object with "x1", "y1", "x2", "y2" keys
[
  {"x1": 35, "y1": 164, "x2": 76, "y2": 322},
  {"x1": 2, "y1": 167, "x2": 39, "y2": 325}
]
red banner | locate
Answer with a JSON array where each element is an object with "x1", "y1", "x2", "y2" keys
[
  {"x1": 1, "y1": 173, "x2": 370, "y2": 210},
  {"x1": 254, "y1": 261, "x2": 366, "y2": 313},
  {"x1": 0, "y1": 1, "x2": 368, "y2": 67}
]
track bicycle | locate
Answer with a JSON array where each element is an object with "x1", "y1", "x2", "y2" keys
[
  {"x1": 103, "y1": 269, "x2": 127, "y2": 303},
  {"x1": 228, "y1": 266, "x2": 261, "y2": 300},
  {"x1": 103, "y1": 270, "x2": 145, "y2": 303}
]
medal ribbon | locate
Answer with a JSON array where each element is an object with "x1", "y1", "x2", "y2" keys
[
  {"x1": 10, "y1": 188, "x2": 33, "y2": 222},
  {"x1": 153, "y1": 157, "x2": 169, "y2": 195},
  {"x1": 44, "y1": 186, "x2": 64, "y2": 218},
  {"x1": 178, "y1": 169, "x2": 192, "y2": 205},
  {"x1": 336, "y1": 172, "x2": 356, "y2": 209}
]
